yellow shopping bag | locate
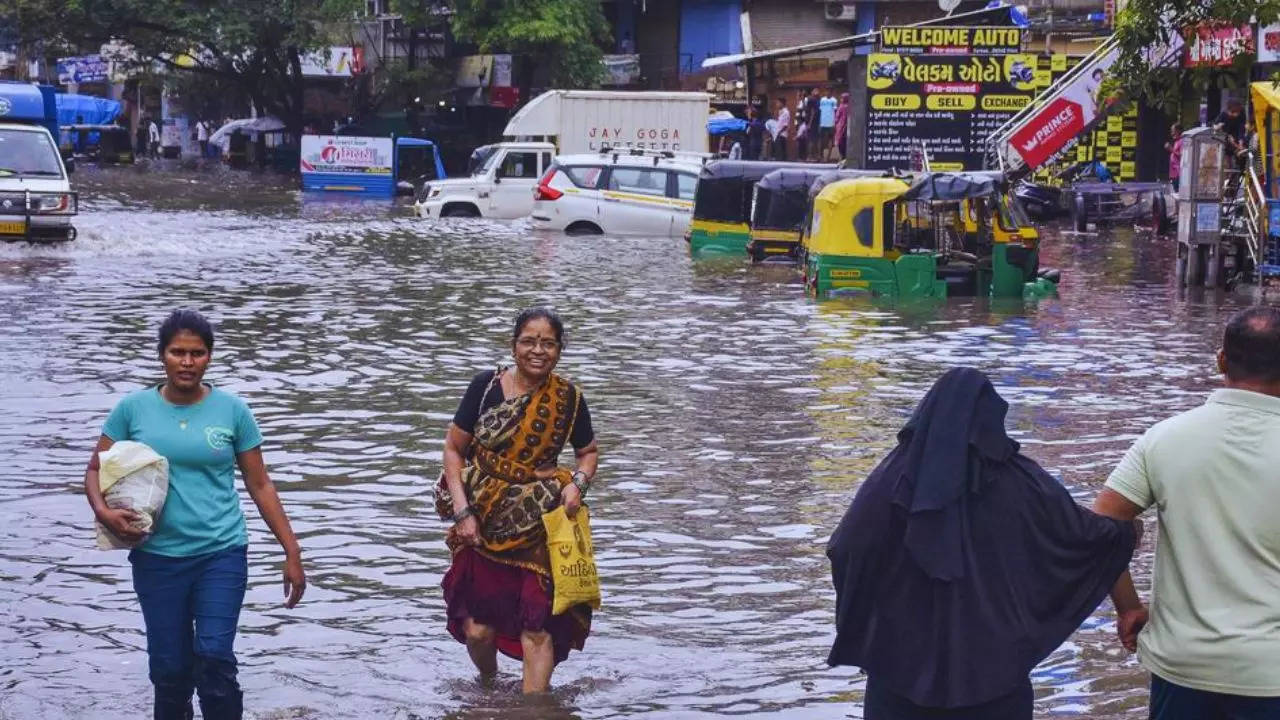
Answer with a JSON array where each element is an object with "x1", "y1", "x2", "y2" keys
[{"x1": 542, "y1": 505, "x2": 602, "y2": 615}]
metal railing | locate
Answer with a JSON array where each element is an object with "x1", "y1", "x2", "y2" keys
[
  {"x1": 1243, "y1": 159, "x2": 1267, "y2": 272},
  {"x1": 983, "y1": 35, "x2": 1120, "y2": 177}
]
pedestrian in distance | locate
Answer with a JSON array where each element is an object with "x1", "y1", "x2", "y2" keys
[
  {"x1": 197, "y1": 119, "x2": 210, "y2": 158},
  {"x1": 437, "y1": 308, "x2": 600, "y2": 694},
  {"x1": 148, "y1": 118, "x2": 161, "y2": 159},
  {"x1": 1093, "y1": 306, "x2": 1280, "y2": 720},
  {"x1": 834, "y1": 93, "x2": 851, "y2": 161},
  {"x1": 828, "y1": 368, "x2": 1140, "y2": 720},
  {"x1": 1165, "y1": 123, "x2": 1183, "y2": 191},
  {"x1": 84, "y1": 309, "x2": 306, "y2": 720},
  {"x1": 746, "y1": 105, "x2": 765, "y2": 161},
  {"x1": 773, "y1": 98, "x2": 791, "y2": 161},
  {"x1": 804, "y1": 87, "x2": 822, "y2": 161},
  {"x1": 820, "y1": 91, "x2": 837, "y2": 161}
]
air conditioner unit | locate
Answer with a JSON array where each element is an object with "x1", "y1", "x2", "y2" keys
[{"x1": 825, "y1": 1, "x2": 857, "y2": 21}]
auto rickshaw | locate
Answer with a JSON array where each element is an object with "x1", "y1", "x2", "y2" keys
[
  {"x1": 688, "y1": 159, "x2": 834, "y2": 257},
  {"x1": 62, "y1": 124, "x2": 135, "y2": 164},
  {"x1": 955, "y1": 171, "x2": 1039, "y2": 252},
  {"x1": 802, "y1": 172, "x2": 1058, "y2": 300},
  {"x1": 748, "y1": 167, "x2": 870, "y2": 262}
]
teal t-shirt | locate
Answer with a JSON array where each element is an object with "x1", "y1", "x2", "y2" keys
[{"x1": 101, "y1": 384, "x2": 262, "y2": 557}]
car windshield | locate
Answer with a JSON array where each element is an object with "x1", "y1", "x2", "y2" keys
[
  {"x1": 0, "y1": 129, "x2": 64, "y2": 177},
  {"x1": 474, "y1": 147, "x2": 501, "y2": 176}
]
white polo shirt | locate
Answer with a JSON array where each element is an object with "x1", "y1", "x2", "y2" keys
[{"x1": 1106, "y1": 388, "x2": 1280, "y2": 696}]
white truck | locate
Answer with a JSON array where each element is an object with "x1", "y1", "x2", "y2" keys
[{"x1": 414, "y1": 90, "x2": 711, "y2": 220}]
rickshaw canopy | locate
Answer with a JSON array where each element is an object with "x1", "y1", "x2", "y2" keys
[
  {"x1": 901, "y1": 171, "x2": 1003, "y2": 202},
  {"x1": 808, "y1": 169, "x2": 892, "y2": 200},
  {"x1": 754, "y1": 167, "x2": 851, "y2": 232},
  {"x1": 695, "y1": 160, "x2": 834, "y2": 223}
]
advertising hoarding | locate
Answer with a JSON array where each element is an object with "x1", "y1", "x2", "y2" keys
[
  {"x1": 300, "y1": 135, "x2": 393, "y2": 176},
  {"x1": 865, "y1": 53, "x2": 1038, "y2": 171}
]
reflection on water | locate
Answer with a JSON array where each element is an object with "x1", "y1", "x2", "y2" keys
[{"x1": 0, "y1": 167, "x2": 1255, "y2": 719}]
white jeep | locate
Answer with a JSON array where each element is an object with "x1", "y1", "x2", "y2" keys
[{"x1": 413, "y1": 142, "x2": 554, "y2": 219}]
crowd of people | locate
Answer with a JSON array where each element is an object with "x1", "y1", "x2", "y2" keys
[
  {"x1": 83, "y1": 304, "x2": 1280, "y2": 720},
  {"x1": 728, "y1": 87, "x2": 851, "y2": 162}
]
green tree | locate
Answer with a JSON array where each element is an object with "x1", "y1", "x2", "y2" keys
[
  {"x1": 6, "y1": 0, "x2": 363, "y2": 139},
  {"x1": 448, "y1": 0, "x2": 611, "y2": 90},
  {"x1": 1109, "y1": 0, "x2": 1279, "y2": 116}
]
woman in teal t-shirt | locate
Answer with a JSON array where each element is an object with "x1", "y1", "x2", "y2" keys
[{"x1": 85, "y1": 309, "x2": 306, "y2": 720}]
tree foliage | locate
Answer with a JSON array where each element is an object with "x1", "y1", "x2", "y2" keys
[
  {"x1": 6, "y1": 0, "x2": 363, "y2": 137},
  {"x1": 1110, "y1": 0, "x2": 1280, "y2": 117},
  {"x1": 449, "y1": 0, "x2": 610, "y2": 89}
]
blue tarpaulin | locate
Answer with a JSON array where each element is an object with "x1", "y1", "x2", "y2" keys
[
  {"x1": 54, "y1": 94, "x2": 121, "y2": 127},
  {"x1": 708, "y1": 117, "x2": 747, "y2": 136}
]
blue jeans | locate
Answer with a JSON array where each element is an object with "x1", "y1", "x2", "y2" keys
[
  {"x1": 131, "y1": 544, "x2": 247, "y2": 720},
  {"x1": 1151, "y1": 673, "x2": 1280, "y2": 720}
]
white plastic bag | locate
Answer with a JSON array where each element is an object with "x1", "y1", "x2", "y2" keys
[{"x1": 95, "y1": 441, "x2": 169, "y2": 550}]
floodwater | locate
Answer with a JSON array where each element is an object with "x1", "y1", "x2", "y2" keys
[{"x1": 0, "y1": 163, "x2": 1256, "y2": 719}]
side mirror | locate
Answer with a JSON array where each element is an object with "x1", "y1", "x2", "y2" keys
[
  {"x1": 493, "y1": 166, "x2": 504, "y2": 183},
  {"x1": 65, "y1": 157, "x2": 76, "y2": 174}
]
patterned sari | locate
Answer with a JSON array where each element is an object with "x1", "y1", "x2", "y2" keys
[{"x1": 437, "y1": 368, "x2": 592, "y2": 656}]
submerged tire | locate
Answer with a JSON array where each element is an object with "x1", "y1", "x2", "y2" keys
[
  {"x1": 1073, "y1": 194, "x2": 1087, "y2": 233},
  {"x1": 440, "y1": 204, "x2": 480, "y2": 218},
  {"x1": 565, "y1": 221, "x2": 603, "y2": 236}
]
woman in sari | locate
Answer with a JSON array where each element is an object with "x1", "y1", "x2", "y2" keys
[
  {"x1": 827, "y1": 368, "x2": 1140, "y2": 720},
  {"x1": 437, "y1": 307, "x2": 599, "y2": 693}
]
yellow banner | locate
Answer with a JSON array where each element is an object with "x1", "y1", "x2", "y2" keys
[
  {"x1": 981, "y1": 95, "x2": 1031, "y2": 111},
  {"x1": 927, "y1": 94, "x2": 976, "y2": 111},
  {"x1": 871, "y1": 94, "x2": 922, "y2": 110}
]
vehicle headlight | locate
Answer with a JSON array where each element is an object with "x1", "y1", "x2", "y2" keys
[{"x1": 31, "y1": 193, "x2": 76, "y2": 214}]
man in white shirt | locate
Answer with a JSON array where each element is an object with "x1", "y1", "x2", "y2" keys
[
  {"x1": 196, "y1": 120, "x2": 209, "y2": 158},
  {"x1": 1094, "y1": 306, "x2": 1280, "y2": 719},
  {"x1": 773, "y1": 98, "x2": 790, "y2": 161},
  {"x1": 148, "y1": 119, "x2": 161, "y2": 159}
]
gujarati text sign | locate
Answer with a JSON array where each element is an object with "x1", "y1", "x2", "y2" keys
[{"x1": 865, "y1": 53, "x2": 1037, "y2": 171}]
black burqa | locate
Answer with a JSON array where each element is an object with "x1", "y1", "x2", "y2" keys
[{"x1": 827, "y1": 368, "x2": 1137, "y2": 710}]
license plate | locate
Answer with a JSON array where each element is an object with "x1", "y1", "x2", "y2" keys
[{"x1": 0, "y1": 221, "x2": 25, "y2": 235}]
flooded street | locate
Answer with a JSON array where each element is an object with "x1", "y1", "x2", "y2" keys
[{"x1": 0, "y1": 165, "x2": 1254, "y2": 719}]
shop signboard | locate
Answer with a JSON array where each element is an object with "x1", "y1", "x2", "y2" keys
[
  {"x1": 300, "y1": 46, "x2": 361, "y2": 77},
  {"x1": 1258, "y1": 23, "x2": 1280, "y2": 63},
  {"x1": 56, "y1": 54, "x2": 110, "y2": 84},
  {"x1": 865, "y1": 53, "x2": 1038, "y2": 171},
  {"x1": 878, "y1": 26, "x2": 1023, "y2": 56},
  {"x1": 1185, "y1": 23, "x2": 1253, "y2": 67}
]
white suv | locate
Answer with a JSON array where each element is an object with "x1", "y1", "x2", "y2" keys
[
  {"x1": 531, "y1": 150, "x2": 703, "y2": 236},
  {"x1": 414, "y1": 142, "x2": 554, "y2": 219}
]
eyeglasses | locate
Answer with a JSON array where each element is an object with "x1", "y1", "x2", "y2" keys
[{"x1": 516, "y1": 337, "x2": 560, "y2": 352}]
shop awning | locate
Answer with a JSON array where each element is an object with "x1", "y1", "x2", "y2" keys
[
  {"x1": 1253, "y1": 81, "x2": 1280, "y2": 138},
  {"x1": 701, "y1": 3, "x2": 1028, "y2": 69}
]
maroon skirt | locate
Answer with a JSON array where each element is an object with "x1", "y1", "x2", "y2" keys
[{"x1": 442, "y1": 547, "x2": 591, "y2": 664}]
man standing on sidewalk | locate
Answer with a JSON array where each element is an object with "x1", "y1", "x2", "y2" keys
[
  {"x1": 196, "y1": 119, "x2": 210, "y2": 158},
  {"x1": 148, "y1": 118, "x2": 161, "y2": 159},
  {"x1": 1093, "y1": 306, "x2": 1280, "y2": 719}
]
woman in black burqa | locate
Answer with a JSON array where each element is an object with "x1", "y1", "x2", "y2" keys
[{"x1": 827, "y1": 368, "x2": 1140, "y2": 720}]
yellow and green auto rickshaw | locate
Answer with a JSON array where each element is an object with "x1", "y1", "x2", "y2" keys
[
  {"x1": 802, "y1": 172, "x2": 1057, "y2": 300},
  {"x1": 748, "y1": 167, "x2": 880, "y2": 262},
  {"x1": 955, "y1": 171, "x2": 1040, "y2": 250},
  {"x1": 687, "y1": 160, "x2": 834, "y2": 257}
]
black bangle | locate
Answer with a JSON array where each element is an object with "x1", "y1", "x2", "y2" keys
[
  {"x1": 451, "y1": 505, "x2": 476, "y2": 524},
  {"x1": 571, "y1": 471, "x2": 591, "y2": 494}
]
